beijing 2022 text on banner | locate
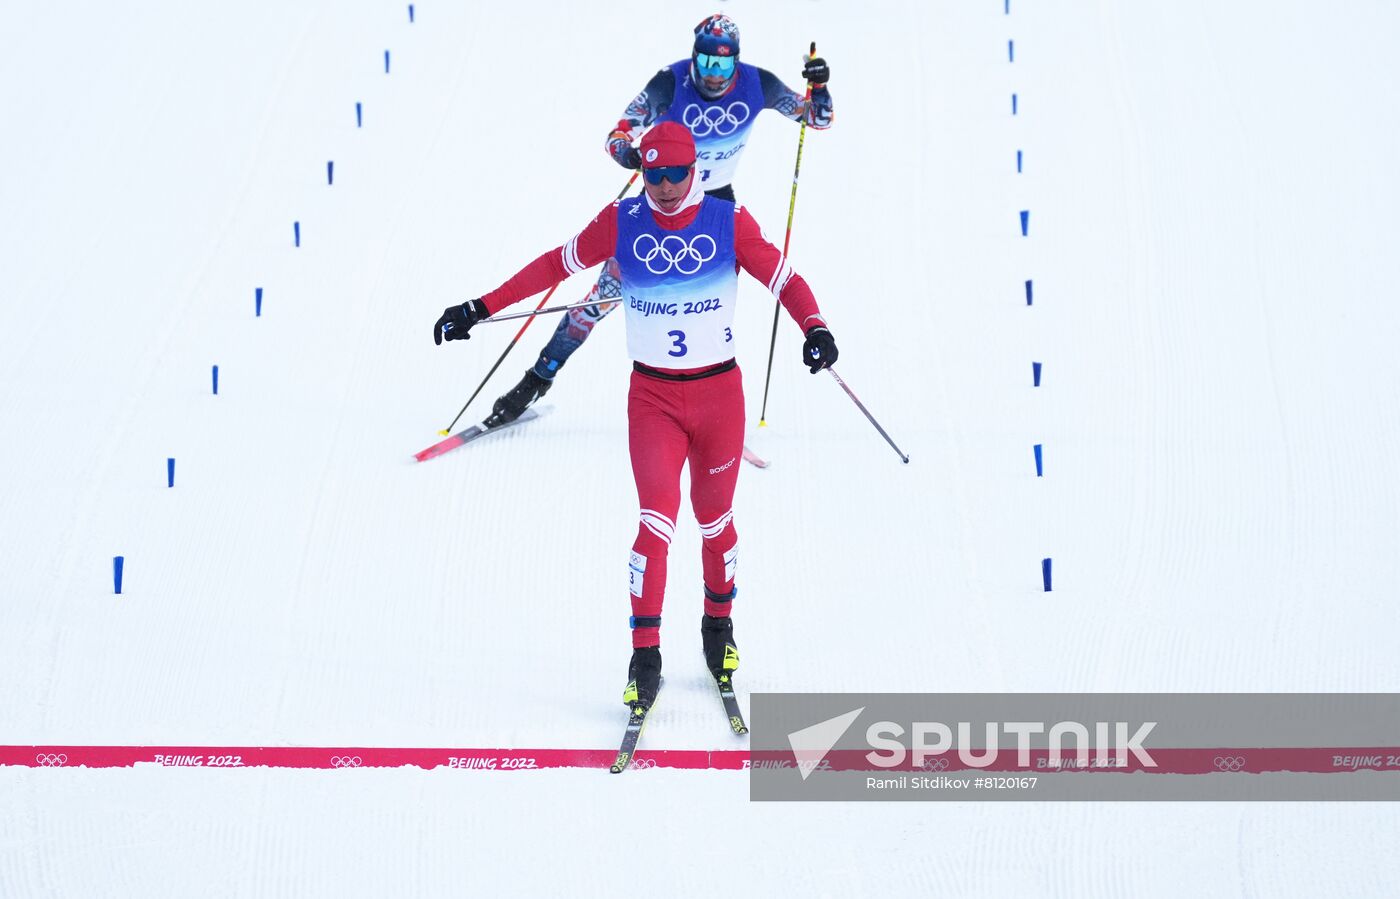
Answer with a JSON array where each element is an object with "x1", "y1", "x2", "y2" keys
[{"x1": 749, "y1": 694, "x2": 1400, "y2": 801}]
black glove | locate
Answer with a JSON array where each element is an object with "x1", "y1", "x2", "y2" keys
[
  {"x1": 621, "y1": 146, "x2": 642, "y2": 170},
  {"x1": 802, "y1": 326, "x2": 838, "y2": 373},
  {"x1": 434, "y1": 299, "x2": 489, "y2": 345},
  {"x1": 802, "y1": 56, "x2": 830, "y2": 85}
]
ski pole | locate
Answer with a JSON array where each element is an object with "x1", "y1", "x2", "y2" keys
[
  {"x1": 438, "y1": 172, "x2": 639, "y2": 435},
  {"x1": 826, "y1": 368, "x2": 910, "y2": 464},
  {"x1": 757, "y1": 41, "x2": 818, "y2": 428},
  {"x1": 479, "y1": 298, "x2": 618, "y2": 323}
]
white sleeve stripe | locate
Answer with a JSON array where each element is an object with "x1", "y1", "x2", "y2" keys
[
  {"x1": 767, "y1": 259, "x2": 794, "y2": 297},
  {"x1": 765, "y1": 254, "x2": 784, "y2": 293},
  {"x1": 562, "y1": 235, "x2": 584, "y2": 274}
]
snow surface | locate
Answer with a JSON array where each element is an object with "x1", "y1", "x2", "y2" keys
[{"x1": 2, "y1": 0, "x2": 1399, "y2": 894}]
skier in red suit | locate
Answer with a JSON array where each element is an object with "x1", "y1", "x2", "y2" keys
[{"x1": 433, "y1": 122, "x2": 839, "y2": 712}]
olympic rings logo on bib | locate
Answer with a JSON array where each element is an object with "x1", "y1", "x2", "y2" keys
[
  {"x1": 633, "y1": 233, "x2": 717, "y2": 275},
  {"x1": 682, "y1": 101, "x2": 751, "y2": 138}
]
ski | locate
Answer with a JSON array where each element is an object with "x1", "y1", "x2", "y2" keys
[
  {"x1": 419, "y1": 413, "x2": 761, "y2": 467},
  {"x1": 609, "y1": 680, "x2": 662, "y2": 774},
  {"x1": 608, "y1": 708, "x2": 651, "y2": 773},
  {"x1": 414, "y1": 409, "x2": 542, "y2": 462},
  {"x1": 713, "y1": 673, "x2": 749, "y2": 735},
  {"x1": 741, "y1": 444, "x2": 769, "y2": 469}
]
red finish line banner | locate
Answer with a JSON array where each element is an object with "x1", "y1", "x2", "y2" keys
[
  {"x1": 3, "y1": 747, "x2": 751, "y2": 772},
  {"x1": 9, "y1": 746, "x2": 1400, "y2": 776}
]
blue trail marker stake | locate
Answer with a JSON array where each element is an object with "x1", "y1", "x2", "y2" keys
[
  {"x1": 167, "y1": 457, "x2": 175, "y2": 488},
  {"x1": 1009, "y1": 40, "x2": 1015, "y2": 62},
  {"x1": 1042, "y1": 558, "x2": 1052, "y2": 592},
  {"x1": 327, "y1": 161, "x2": 334, "y2": 185},
  {"x1": 1020, "y1": 210, "x2": 1030, "y2": 236},
  {"x1": 1034, "y1": 444, "x2": 1043, "y2": 477},
  {"x1": 114, "y1": 556, "x2": 124, "y2": 594},
  {"x1": 1032, "y1": 361, "x2": 1042, "y2": 386},
  {"x1": 1025, "y1": 279, "x2": 1034, "y2": 305},
  {"x1": 384, "y1": 50, "x2": 391, "y2": 73},
  {"x1": 408, "y1": 4, "x2": 415, "y2": 22},
  {"x1": 294, "y1": 221, "x2": 301, "y2": 246},
  {"x1": 212, "y1": 364, "x2": 219, "y2": 395},
  {"x1": 1005, "y1": 0, "x2": 1010, "y2": 13},
  {"x1": 1017, "y1": 149, "x2": 1023, "y2": 173},
  {"x1": 356, "y1": 102, "x2": 363, "y2": 127},
  {"x1": 1012, "y1": 93, "x2": 1018, "y2": 115},
  {"x1": 255, "y1": 287, "x2": 263, "y2": 317}
]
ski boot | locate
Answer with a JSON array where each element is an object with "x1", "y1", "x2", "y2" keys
[
  {"x1": 622, "y1": 646, "x2": 662, "y2": 713},
  {"x1": 703, "y1": 614, "x2": 747, "y2": 734},
  {"x1": 701, "y1": 615, "x2": 740, "y2": 687},
  {"x1": 484, "y1": 369, "x2": 551, "y2": 428}
]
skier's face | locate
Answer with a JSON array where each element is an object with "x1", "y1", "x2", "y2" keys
[
  {"x1": 698, "y1": 73, "x2": 732, "y2": 98},
  {"x1": 693, "y1": 50, "x2": 736, "y2": 99},
  {"x1": 643, "y1": 165, "x2": 694, "y2": 212}
]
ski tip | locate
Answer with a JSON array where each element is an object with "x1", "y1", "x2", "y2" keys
[{"x1": 414, "y1": 443, "x2": 448, "y2": 462}]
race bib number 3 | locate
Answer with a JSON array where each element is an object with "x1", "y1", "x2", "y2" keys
[{"x1": 625, "y1": 294, "x2": 736, "y2": 367}]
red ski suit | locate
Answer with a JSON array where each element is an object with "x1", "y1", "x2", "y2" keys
[{"x1": 481, "y1": 188, "x2": 824, "y2": 647}]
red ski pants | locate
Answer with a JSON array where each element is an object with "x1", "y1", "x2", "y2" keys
[{"x1": 627, "y1": 364, "x2": 744, "y2": 648}]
